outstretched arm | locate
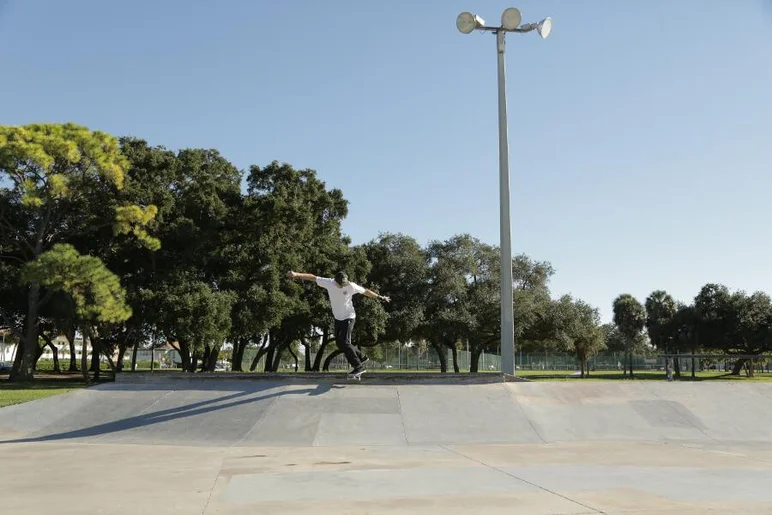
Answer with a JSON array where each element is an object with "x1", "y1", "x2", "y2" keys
[
  {"x1": 286, "y1": 271, "x2": 317, "y2": 282},
  {"x1": 363, "y1": 289, "x2": 390, "y2": 303}
]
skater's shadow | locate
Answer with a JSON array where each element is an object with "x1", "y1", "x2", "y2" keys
[
  {"x1": 0, "y1": 383, "x2": 329, "y2": 444},
  {"x1": 308, "y1": 383, "x2": 345, "y2": 396}
]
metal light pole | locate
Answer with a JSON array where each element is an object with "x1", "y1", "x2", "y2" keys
[{"x1": 456, "y1": 8, "x2": 552, "y2": 377}]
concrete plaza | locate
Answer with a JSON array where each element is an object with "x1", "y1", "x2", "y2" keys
[{"x1": 1, "y1": 375, "x2": 771, "y2": 514}]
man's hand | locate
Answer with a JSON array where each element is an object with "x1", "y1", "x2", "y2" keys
[
  {"x1": 288, "y1": 271, "x2": 317, "y2": 281},
  {"x1": 365, "y1": 289, "x2": 390, "y2": 302}
]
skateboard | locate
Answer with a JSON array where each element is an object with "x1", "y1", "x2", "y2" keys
[{"x1": 346, "y1": 370, "x2": 366, "y2": 381}]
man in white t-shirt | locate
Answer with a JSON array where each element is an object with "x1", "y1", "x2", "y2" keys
[{"x1": 287, "y1": 270, "x2": 390, "y2": 376}]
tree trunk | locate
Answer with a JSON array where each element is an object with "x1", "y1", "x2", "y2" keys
[
  {"x1": 201, "y1": 346, "x2": 211, "y2": 372},
  {"x1": 10, "y1": 283, "x2": 41, "y2": 381},
  {"x1": 263, "y1": 345, "x2": 276, "y2": 373},
  {"x1": 115, "y1": 352, "x2": 123, "y2": 372},
  {"x1": 288, "y1": 346, "x2": 299, "y2": 372},
  {"x1": 205, "y1": 345, "x2": 219, "y2": 372},
  {"x1": 81, "y1": 327, "x2": 90, "y2": 383},
  {"x1": 432, "y1": 342, "x2": 447, "y2": 373},
  {"x1": 271, "y1": 344, "x2": 286, "y2": 372},
  {"x1": 116, "y1": 344, "x2": 128, "y2": 372},
  {"x1": 300, "y1": 339, "x2": 312, "y2": 371},
  {"x1": 470, "y1": 347, "x2": 482, "y2": 373},
  {"x1": 40, "y1": 335, "x2": 61, "y2": 373},
  {"x1": 312, "y1": 330, "x2": 331, "y2": 372},
  {"x1": 249, "y1": 335, "x2": 271, "y2": 371},
  {"x1": 261, "y1": 331, "x2": 281, "y2": 372},
  {"x1": 731, "y1": 358, "x2": 748, "y2": 376},
  {"x1": 34, "y1": 340, "x2": 45, "y2": 371},
  {"x1": 67, "y1": 329, "x2": 78, "y2": 372},
  {"x1": 232, "y1": 338, "x2": 247, "y2": 372},
  {"x1": 130, "y1": 341, "x2": 139, "y2": 371},
  {"x1": 50, "y1": 340, "x2": 61, "y2": 373},
  {"x1": 90, "y1": 337, "x2": 99, "y2": 371},
  {"x1": 691, "y1": 346, "x2": 696, "y2": 379},
  {"x1": 622, "y1": 349, "x2": 628, "y2": 378},
  {"x1": 103, "y1": 353, "x2": 116, "y2": 376},
  {"x1": 628, "y1": 350, "x2": 634, "y2": 378},
  {"x1": 189, "y1": 350, "x2": 199, "y2": 373},
  {"x1": 323, "y1": 349, "x2": 343, "y2": 371},
  {"x1": 450, "y1": 345, "x2": 460, "y2": 373},
  {"x1": 178, "y1": 342, "x2": 192, "y2": 372},
  {"x1": 674, "y1": 354, "x2": 681, "y2": 379},
  {"x1": 89, "y1": 333, "x2": 100, "y2": 381},
  {"x1": 12, "y1": 342, "x2": 23, "y2": 372}
]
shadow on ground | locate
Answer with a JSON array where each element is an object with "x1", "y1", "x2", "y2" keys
[{"x1": 0, "y1": 382, "x2": 338, "y2": 444}]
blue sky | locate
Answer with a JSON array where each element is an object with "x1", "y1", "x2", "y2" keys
[{"x1": 2, "y1": 0, "x2": 771, "y2": 322}]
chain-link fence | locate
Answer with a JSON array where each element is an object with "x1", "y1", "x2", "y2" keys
[
  {"x1": 238, "y1": 349, "x2": 771, "y2": 373},
  {"x1": 32, "y1": 343, "x2": 768, "y2": 374}
]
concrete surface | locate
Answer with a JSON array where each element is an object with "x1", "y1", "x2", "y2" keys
[{"x1": 1, "y1": 378, "x2": 772, "y2": 514}]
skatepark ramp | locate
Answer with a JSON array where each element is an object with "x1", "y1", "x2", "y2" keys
[
  {"x1": 4, "y1": 377, "x2": 772, "y2": 514},
  {"x1": 1, "y1": 377, "x2": 771, "y2": 446}
]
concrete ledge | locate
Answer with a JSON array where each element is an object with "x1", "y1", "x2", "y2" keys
[{"x1": 113, "y1": 371, "x2": 515, "y2": 385}]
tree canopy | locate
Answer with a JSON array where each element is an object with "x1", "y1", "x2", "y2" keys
[{"x1": 3, "y1": 122, "x2": 769, "y2": 382}]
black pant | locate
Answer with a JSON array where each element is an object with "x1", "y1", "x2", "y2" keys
[{"x1": 334, "y1": 318, "x2": 364, "y2": 368}]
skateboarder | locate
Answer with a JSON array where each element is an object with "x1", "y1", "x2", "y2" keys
[{"x1": 286, "y1": 270, "x2": 390, "y2": 377}]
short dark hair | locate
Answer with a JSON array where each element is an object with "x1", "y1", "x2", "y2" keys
[{"x1": 335, "y1": 271, "x2": 349, "y2": 285}]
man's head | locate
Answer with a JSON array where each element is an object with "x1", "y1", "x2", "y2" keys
[{"x1": 334, "y1": 271, "x2": 349, "y2": 288}]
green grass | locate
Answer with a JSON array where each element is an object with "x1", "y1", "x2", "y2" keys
[{"x1": 0, "y1": 376, "x2": 100, "y2": 408}]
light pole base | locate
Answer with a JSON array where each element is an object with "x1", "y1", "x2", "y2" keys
[{"x1": 502, "y1": 373, "x2": 531, "y2": 382}]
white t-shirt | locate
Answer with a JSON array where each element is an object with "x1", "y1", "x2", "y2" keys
[{"x1": 316, "y1": 277, "x2": 366, "y2": 320}]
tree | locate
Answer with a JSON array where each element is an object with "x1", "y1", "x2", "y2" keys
[
  {"x1": 668, "y1": 303, "x2": 699, "y2": 378},
  {"x1": 693, "y1": 283, "x2": 732, "y2": 353},
  {"x1": 601, "y1": 323, "x2": 624, "y2": 352},
  {"x1": 645, "y1": 290, "x2": 678, "y2": 376},
  {"x1": 645, "y1": 290, "x2": 677, "y2": 350},
  {"x1": 149, "y1": 276, "x2": 235, "y2": 372},
  {"x1": 612, "y1": 293, "x2": 646, "y2": 378},
  {"x1": 420, "y1": 235, "x2": 554, "y2": 374},
  {"x1": 36, "y1": 289, "x2": 79, "y2": 372},
  {"x1": 422, "y1": 235, "x2": 478, "y2": 373},
  {"x1": 723, "y1": 291, "x2": 772, "y2": 377},
  {"x1": 22, "y1": 244, "x2": 132, "y2": 381},
  {"x1": 691, "y1": 283, "x2": 764, "y2": 375},
  {"x1": 362, "y1": 233, "x2": 429, "y2": 347},
  {"x1": 118, "y1": 142, "x2": 241, "y2": 372},
  {"x1": 512, "y1": 255, "x2": 554, "y2": 355},
  {"x1": 549, "y1": 296, "x2": 605, "y2": 377},
  {"x1": 601, "y1": 323, "x2": 647, "y2": 361},
  {"x1": 0, "y1": 258, "x2": 27, "y2": 354},
  {"x1": 0, "y1": 123, "x2": 157, "y2": 381},
  {"x1": 104, "y1": 138, "x2": 181, "y2": 372},
  {"x1": 466, "y1": 241, "x2": 504, "y2": 373}
]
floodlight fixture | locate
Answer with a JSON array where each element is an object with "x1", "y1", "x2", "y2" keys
[
  {"x1": 456, "y1": 12, "x2": 485, "y2": 34},
  {"x1": 537, "y1": 17, "x2": 552, "y2": 39},
  {"x1": 501, "y1": 8, "x2": 522, "y2": 30}
]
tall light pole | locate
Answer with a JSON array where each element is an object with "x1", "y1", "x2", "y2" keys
[{"x1": 456, "y1": 8, "x2": 552, "y2": 377}]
